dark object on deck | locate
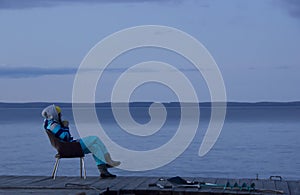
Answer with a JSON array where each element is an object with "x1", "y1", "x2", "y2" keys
[
  {"x1": 270, "y1": 175, "x2": 283, "y2": 181},
  {"x1": 45, "y1": 130, "x2": 86, "y2": 180},
  {"x1": 65, "y1": 183, "x2": 109, "y2": 194},
  {"x1": 167, "y1": 176, "x2": 199, "y2": 185},
  {"x1": 148, "y1": 183, "x2": 172, "y2": 189}
]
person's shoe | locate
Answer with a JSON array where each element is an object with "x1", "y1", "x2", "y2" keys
[
  {"x1": 98, "y1": 164, "x2": 116, "y2": 179},
  {"x1": 100, "y1": 172, "x2": 116, "y2": 178}
]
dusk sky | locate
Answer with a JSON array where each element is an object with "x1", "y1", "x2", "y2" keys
[{"x1": 0, "y1": 0, "x2": 300, "y2": 103}]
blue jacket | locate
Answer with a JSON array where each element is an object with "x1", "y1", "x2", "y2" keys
[
  {"x1": 42, "y1": 104, "x2": 73, "y2": 142},
  {"x1": 44, "y1": 119, "x2": 73, "y2": 142}
]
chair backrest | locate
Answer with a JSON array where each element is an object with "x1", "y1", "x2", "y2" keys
[{"x1": 46, "y1": 130, "x2": 84, "y2": 158}]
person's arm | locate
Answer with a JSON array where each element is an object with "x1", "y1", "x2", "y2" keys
[{"x1": 45, "y1": 119, "x2": 73, "y2": 142}]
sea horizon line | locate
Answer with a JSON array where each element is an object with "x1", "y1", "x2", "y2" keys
[{"x1": 1, "y1": 101, "x2": 300, "y2": 108}]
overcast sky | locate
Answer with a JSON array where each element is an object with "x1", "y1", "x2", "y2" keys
[{"x1": 0, "y1": 0, "x2": 300, "y2": 102}]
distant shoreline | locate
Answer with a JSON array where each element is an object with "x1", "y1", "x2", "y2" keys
[{"x1": 1, "y1": 101, "x2": 300, "y2": 108}]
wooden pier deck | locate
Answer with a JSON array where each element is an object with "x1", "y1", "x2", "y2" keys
[{"x1": 0, "y1": 175, "x2": 299, "y2": 195}]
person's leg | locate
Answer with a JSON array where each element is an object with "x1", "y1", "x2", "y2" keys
[
  {"x1": 79, "y1": 136, "x2": 120, "y2": 178},
  {"x1": 80, "y1": 136, "x2": 120, "y2": 166},
  {"x1": 104, "y1": 153, "x2": 121, "y2": 167}
]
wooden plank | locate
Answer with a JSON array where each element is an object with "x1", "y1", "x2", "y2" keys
[
  {"x1": 0, "y1": 188, "x2": 99, "y2": 195},
  {"x1": 120, "y1": 177, "x2": 161, "y2": 195},
  {"x1": 287, "y1": 181, "x2": 300, "y2": 195},
  {"x1": 0, "y1": 176, "x2": 299, "y2": 195},
  {"x1": 99, "y1": 176, "x2": 127, "y2": 192},
  {"x1": 59, "y1": 176, "x2": 87, "y2": 184},
  {"x1": 29, "y1": 176, "x2": 67, "y2": 188},
  {"x1": 131, "y1": 176, "x2": 150, "y2": 190},
  {"x1": 131, "y1": 176, "x2": 160, "y2": 195},
  {"x1": 19, "y1": 176, "x2": 107, "y2": 194},
  {"x1": 274, "y1": 180, "x2": 289, "y2": 195},
  {"x1": 0, "y1": 176, "x2": 30, "y2": 186},
  {"x1": 126, "y1": 177, "x2": 164, "y2": 195},
  {"x1": 261, "y1": 179, "x2": 279, "y2": 195},
  {"x1": 91, "y1": 176, "x2": 121, "y2": 194},
  {"x1": 61, "y1": 176, "x2": 106, "y2": 192},
  {"x1": 111, "y1": 176, "x2": 137, "y2": 189},
  {"x1": 262, "y1": 178, "x2": 275, "y2": 189},
  {"x1": 0, "y1": 176, "x2": 13, "y2": 184},
  {"x1": 4, "y1": 176, "x2": 51, "y2": 187},
  {"x1": 120, "y1": 176, "x2": 147, "y2": 190},
  {"x1": 75, "y1": 177, "x2": 102, "y2": 186},
  {"x1": 25, "y1": 176, "x2": 53, "y2": 185}
]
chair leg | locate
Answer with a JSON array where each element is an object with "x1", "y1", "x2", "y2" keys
[
  {"x1": 52, "y1": 157, "x2": 60, "y2": 180},
  {"x1": 80, "y1": 157, "x2": 86, "y2": 179}
]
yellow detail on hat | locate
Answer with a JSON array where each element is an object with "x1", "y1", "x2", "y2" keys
[{"x1": 55, "y1": 106, "x2": 61, "y2": 114}]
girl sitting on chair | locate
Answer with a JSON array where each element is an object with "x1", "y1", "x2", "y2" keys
[{"x1": 42, "y1": 104, "x2": 120, "y2": 178}]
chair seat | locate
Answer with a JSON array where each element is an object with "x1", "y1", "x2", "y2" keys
[
  {"x1": 46, "y1": 130, "x2": 86, "y2": 179},
  {"x1": 55, "y1": 153, "x2": 85, "y2": 158}
]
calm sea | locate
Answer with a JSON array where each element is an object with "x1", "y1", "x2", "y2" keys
[{"x1": 0, "y1": 102, "x2": 299, "y2": 180}]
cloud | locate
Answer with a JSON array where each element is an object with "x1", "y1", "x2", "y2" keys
[
  {"x1": 0, "y1": 66, "x2": 77, "y2": 78},
  {"x1": 0, "y1": 65, "x2": 201, "y2": 78},
  {"x1": 0, "y1": 0, "x2": 180, "y2": 9}
]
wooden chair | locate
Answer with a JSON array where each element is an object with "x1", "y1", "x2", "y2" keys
[{"x1": 45, "y1": 130, "x2": 86, "y2": 179}]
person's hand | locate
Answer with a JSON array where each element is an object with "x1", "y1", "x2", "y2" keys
[{"x1": 62, "y1": 120, "x2": 69, "y2": 127}]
